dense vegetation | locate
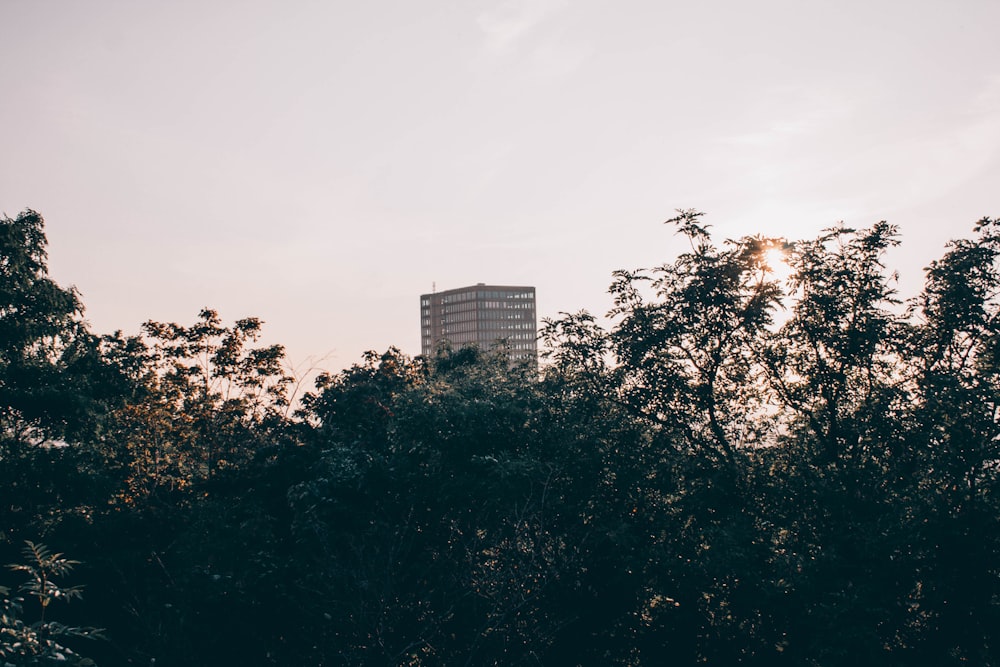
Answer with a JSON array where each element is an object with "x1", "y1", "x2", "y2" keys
[{"x1": 2, "y1": 208, "x2": 1000, "y2": 665}]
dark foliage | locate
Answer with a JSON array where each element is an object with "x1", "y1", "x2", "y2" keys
[{"x1": 3, "y1": 208, "x2": 1000, "y2": 666}]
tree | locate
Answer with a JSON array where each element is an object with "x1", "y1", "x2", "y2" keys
[
  {"x1": 0, "y1": 209, "x2": 104, "y2": 453},
  {"x1": 538, "y1": 213, "x2": 1000, "y2": 665},
  {"x1": 65, "y1": 311, "x2": 296, "y2": 665},
  {"x1": 899, "y1": 217, "x2": 1000, "y2": 664},
  {"x1": 288, "y1": 345, "x2": 610, "y2": 664},
  {"x1": 0, "y1": 210, "x2": 130, "y2": 550},
  {"x1": 608, "y1": 210, "x2": 784, "y2": 472},
  {"x1": 104, "y1": 308, "x2": 292, "y2": 504}
]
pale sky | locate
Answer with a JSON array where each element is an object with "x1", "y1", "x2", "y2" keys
[{"x1": 2, "y1": 1, "x2": 999, "y2": 373}]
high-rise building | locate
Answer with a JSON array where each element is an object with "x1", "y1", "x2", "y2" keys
[{"x1": 420, "y1": 283, "x2": 537, "y2": 364}]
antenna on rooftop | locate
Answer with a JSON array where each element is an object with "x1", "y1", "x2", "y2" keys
[{"x1": 432, "y1": 281, "x2": 436, "y2": 294}]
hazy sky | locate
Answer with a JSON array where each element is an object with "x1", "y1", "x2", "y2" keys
[{"x1": 3, "y1": 1, "x2": 999, "y2": 372}]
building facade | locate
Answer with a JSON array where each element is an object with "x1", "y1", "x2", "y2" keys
[{"x1": 420, "y1": 283, "x2": 537, "y2": 364}]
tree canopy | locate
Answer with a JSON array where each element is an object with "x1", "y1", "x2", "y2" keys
[{"x1": 3, "y1": 208, "x2": 1000, "y2": 666}]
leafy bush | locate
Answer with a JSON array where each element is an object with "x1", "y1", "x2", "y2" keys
[{"x1": 0, "y1": 542, "x2": 104, "y2": 666}]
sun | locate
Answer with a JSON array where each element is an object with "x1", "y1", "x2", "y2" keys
[
  {"x1": 761, "y1": 244, "x2": 793, "y2": 282},
  {"x1": 763, "y1": 246, "x2": 786, "y2": 271}
]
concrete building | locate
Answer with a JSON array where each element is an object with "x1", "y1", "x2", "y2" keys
[{"x1": 420, "y1": 283, "x2": 536, "y2": 364}]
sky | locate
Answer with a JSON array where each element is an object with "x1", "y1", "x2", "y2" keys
[{"x1": 2, "y1": 0, "x2": 999, "y2": 374}]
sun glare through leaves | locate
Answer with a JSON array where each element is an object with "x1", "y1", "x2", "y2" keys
[{"x1": 762, "y1": 243, "x2": 792, "y2": 283}]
